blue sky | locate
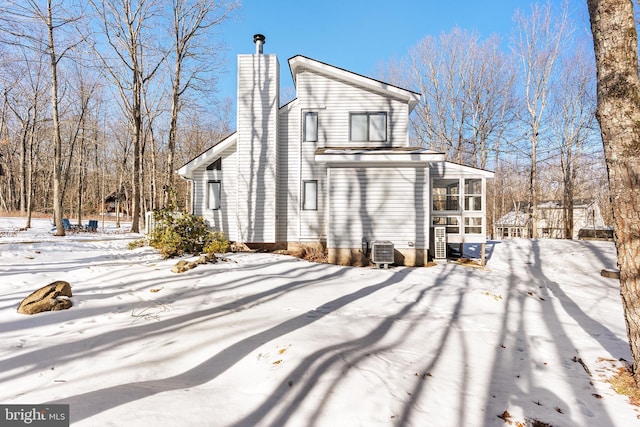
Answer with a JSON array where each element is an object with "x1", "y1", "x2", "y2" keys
[{"x1": 215, "y1": 0, "x2": 589, "y2": 104}]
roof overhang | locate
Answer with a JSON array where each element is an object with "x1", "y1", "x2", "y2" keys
[
  {"x1": 176, "y1": 132, "x2": 237, "y2": 179},
  {"x1": 315, "y1": 147, "x2": 445, "y2": 164},
  {"x1": 431, "y1": 161, "x2": 495, "y2": 178},
  {"x1": 289, "y1": 55, "x2": 421, "y2": 112}
]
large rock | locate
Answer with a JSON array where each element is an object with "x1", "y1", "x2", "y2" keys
[{"x1": 17, "y1": 281, "x2": 73, "y2": 315}]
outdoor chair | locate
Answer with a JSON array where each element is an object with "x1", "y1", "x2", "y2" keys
[
  {"x1": 85, "y1": 220, "x2": 98, "y2": 232},
  {"x1": 62, "y1": 218, "x2": 80, "y2": 232}
]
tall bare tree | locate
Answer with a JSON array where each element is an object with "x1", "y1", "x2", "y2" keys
[
  {"x1": 587, "y1": 0, "x2": 640, "y2": 384},
  {"x1": 0, "y1": 0, "x2": 85, "y2": 234},
  {"x1": 165, "y1": 0, "x2": 237, "y2": 207},
  {"x1": 511, "y1": 1, "x2": 570, "y2": 238},
  {"x1": 403, "y1": 28, "x2": 515, "y2": 169},
  {"x1": 549, "y1": 44, "x2": 597, "y2": 239},
  {"x1": 88, "y1": 0, "x2": 165, "y2": 232}
]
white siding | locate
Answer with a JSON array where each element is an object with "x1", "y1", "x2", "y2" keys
[
  {"x1": 327, "y1": 167, "x2": 429, "y2": 249},
  {"x1": 296, "y1": 69, "x2": 410, "y2": 148},
  {"x1": 277, "y1": 100, "x2": 328, "y2": 243},
  {"x1": 237, "y1": 54, "x2": 279, "y2": 242},
  {"x1": 192, "y1": 145, "x2": 238, "y2": 241}
]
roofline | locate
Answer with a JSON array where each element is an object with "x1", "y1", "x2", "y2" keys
[
  {"x1": 176, "y1": 132, "x2": 237, "y2": 178},
  {"x1": 443, "y1": 161, "x2": 495, "y2": 177},
  {"x1": 288, "y1": 55, "x2": 421, "y2": 111}
]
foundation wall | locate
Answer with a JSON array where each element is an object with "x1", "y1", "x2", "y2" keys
[{"x1": 327, "y1": 247, "x2": 430, "y2": 267}]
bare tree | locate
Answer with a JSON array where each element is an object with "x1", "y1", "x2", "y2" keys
[
  {"x1": 403, "y1": 28, "x2": 516, "y2": 169},
  {"x1": 511, "y1": 1, "x2": 571, "y2": 238},
  {"x1": 549, "y1": 44, "x2": 597, "y2": 239},
  {"x1": 88, "y1": 0, "x2": 165, "y2": 232},
  {"x1": 164, "y1": 0, "x2": 237, "y2": 207},
  {"x1": 587, "y1": 0, "x2": 640, "y2": 384},
  {"x1": 0, "y1": 0, "x2": 85, "y2": 235}
]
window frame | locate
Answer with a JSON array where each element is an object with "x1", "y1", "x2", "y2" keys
[
  {"x1": 464, "y1": 216, "x2": 483, "y2": 234},
  {"x1": 432, "y1": 179, "x2": 460, "y2": 212},
  {"x1": 207, "y1": 180, "x2": 221, "y2": 210},
  {"x1": 349, "y1": 112, "x2": 387, "y2": 142},
  {"x1": 464, "y1": 178, "x2": 482, "y2": 211},
  {"x1": 303, "y1": 111, "x2": 318, "y2": 142},
  {"x1": 302, "y1": 180, "x2": 318, "y2": 211},
  {"x1": 432, "y1": 216, "x2": 460, "y2": 234}
]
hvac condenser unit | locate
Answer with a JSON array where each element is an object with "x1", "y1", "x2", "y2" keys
[
  {"x1": 371, "y1": 241, "x2": 394, "y2": 269},
  {"x1": 434, "y1": 226, "x2": 447, "y2": 260}
]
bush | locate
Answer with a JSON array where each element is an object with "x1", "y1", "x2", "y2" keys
[
  {"x1": 149, "y1": 209, "x2": 229, "y2": 258},
  {"x1": 203, "y1": 231, "x2": 230, "y2": 255}
]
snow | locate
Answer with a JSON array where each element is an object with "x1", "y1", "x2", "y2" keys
[{"x1": 0, "y1": 217, "x2": 638, "y2": 427}]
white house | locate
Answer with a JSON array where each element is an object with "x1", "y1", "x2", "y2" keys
[
  {"x1": 496, "y1": 199, "x2": 606, "y2": 239},
  {"x1": 177, "y1": 35, "x2": 494, "y2": 266}
]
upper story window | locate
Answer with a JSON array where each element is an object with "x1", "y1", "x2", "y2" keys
[
  {"x1": 303, "y1": 112, "x2": 318, "y2": 142},
  {"x1": 433, "y1": 179, "x2": 460, "y2": 211},
  {"x1": 350, "y1": 112, "x2": 387, "y2": 142}
]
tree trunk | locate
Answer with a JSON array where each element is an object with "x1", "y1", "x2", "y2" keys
[
  {"x1": 130, "y1": 66, "x2": 141, "y2": 233},
  {"x1": 530, "y1": 133, "x2": 538, "y2": 239},
  {"x1": 166, "y1": 63, "x2": 180, "y2": 208},
  {"x1": 588, "y1": 0, "x2": 640, "y2": 384},
  {"x1": 19, "y1": 120, "x2": 28, "y2": 213},
  {"x1": 76, "y1": 140, "x2": 85, "y2": 227},
  {"x1": 47, "y1": 0, "x2": 64, "y2": 237}
]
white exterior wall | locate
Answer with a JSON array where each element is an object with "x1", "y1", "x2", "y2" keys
[
  {"x1": 296, "y1": 70, "x2": 411, "y2": 148},
  {"x1": 277, "y1": 101, "x2": 298, "y2": 242},
  {"x1": 192, "y1": 145, "x2": 238, "y2": 241},
  {"x1": 327, "y1": 166, "x2": 429, "y2": 249},
  {"x1": 237, "y1": 54, "x2": 279, "y2": 242}
]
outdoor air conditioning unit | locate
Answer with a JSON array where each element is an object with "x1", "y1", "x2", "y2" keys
[
  {"x1": 371, "y1": 241, "x2": 394, "y2": 269},
  {"x1": 434, "y1": 226, "x2": 447, "y2": 260}
]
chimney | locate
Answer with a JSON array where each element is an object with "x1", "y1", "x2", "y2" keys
[{"x1": 253, "y1": 34, "x2": 265, "y2": 54}]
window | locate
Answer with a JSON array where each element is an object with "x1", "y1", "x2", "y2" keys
[
  {"x1": 433, "y1": 216, "x2": 459, "y2": 234},
  {"x1": 303, "y1": 180, "x2": 317, "y2": 210},
  {"x1": 206, "y1": 158, "x2": 221, "y2": 171},
  {"x1": 464, "y1": 179, "x2": 482, "y2": 211},
  {"x1": 432, "y1": 179, "x2": 460, "y2": 211},
  {"x1": 207, "y1": 181, "x2": 221, "y2": 210},
  {"x1": 464, "y1": 216, "x2": 482, "y2": 234},
  {"x1": 304, "y1": 112, "x2": 318, "y2": 142},
  {"x1": 350, "y1": 112, "x2": 387, "y2": 142}
]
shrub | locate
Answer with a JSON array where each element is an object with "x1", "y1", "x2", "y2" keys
[
  {"x1": 148, "y1": 209, "x2": 229, "y2": 258},
  {"x1": 203, "y1": 231, "x2": 230, "y2": 255}
]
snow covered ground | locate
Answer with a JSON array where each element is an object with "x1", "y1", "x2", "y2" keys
[{"x1": 0, "y1": 217, "x2": 637, "y2": 426}]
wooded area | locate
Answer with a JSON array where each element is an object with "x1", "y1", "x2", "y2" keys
[
  {"x1": 0, "y1": 1, "x2": 609, "y2": 238},
  {"x1": 0, "y1": 0, "x2": 236, "y2": 234}
]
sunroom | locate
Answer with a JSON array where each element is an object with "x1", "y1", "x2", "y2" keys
[{"x1": 430, "y1": 162, "x2": 494, "y2": 261}]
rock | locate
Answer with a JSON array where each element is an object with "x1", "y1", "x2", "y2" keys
[
  {"x1": 171, "y1": 260, "x2": 191, "y2": 273},
  {"x1": 17, "y1": 281, "x2": 73, "y2": 315}
]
